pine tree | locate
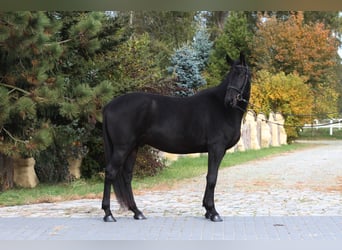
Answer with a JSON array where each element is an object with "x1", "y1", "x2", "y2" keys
[
  {"x1": 33, "y1": 12, "x2": 124, "y2": 181},
  {"x1": 0, "y1": 12, "x2": 62, "y2": 157},
  {"x1": 0, "y1": 12, "x2": 122, "y2": 160}
]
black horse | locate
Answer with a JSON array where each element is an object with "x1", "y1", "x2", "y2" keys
[{"x1": 101, "y1": 52, "x2": 251, "y2": 222}]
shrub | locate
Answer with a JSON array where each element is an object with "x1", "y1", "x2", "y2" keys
[{"x1": 134, "y1": 146, "x2": 166, "y2": 177}]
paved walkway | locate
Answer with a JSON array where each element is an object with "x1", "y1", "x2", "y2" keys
[
  {"x1": 0, "y1": 140, "x2": 342, "y2": 239},
  {"x1": 0, "y1": 216, "x2": 341, "y2": 240}
]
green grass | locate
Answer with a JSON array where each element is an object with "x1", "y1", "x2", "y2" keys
[
  {"x1": 0, "y1": 179, "x2": 104, "y2": 206},
  {"x1": 0, "y1": 142, "x2": 310, "y2": 207},
  {"x1": 299, "y1": 128, "x2": 342, "y2": 140},
  {"x1": 132, "y1": 143, "x2": 309, "y2": 189}
]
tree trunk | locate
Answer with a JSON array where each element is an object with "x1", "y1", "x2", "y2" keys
[{"x1": 0, "y1": 153, "x2": 14, "y2": 191}]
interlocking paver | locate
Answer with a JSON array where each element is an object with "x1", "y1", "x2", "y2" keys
[{"x1": 0, "y1": 216, "x2": 342, "y2": 240}]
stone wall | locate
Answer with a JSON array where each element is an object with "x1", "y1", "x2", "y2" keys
[
  {"x1": 230, "y1": 111, "x2": 287, "y2": 153},
  {"x1": 161, "y1": 111, "x2": 287, "y2": 162}
]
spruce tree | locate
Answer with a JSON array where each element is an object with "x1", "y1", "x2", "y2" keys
[{"x1": 168, "y1": 28, "x2": 213, "y2": 96}]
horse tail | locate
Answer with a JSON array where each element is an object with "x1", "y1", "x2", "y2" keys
[{"x1": 113, "y1": 172, "x2": 130, "y2": 209}]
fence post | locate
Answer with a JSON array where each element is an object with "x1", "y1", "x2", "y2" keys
[{"x1": 330, "y1": 119, "x2": 333, "y2": 136}]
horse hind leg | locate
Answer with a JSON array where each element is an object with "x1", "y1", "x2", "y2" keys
[
  {"x1": 102, "y1": 148, "x2": 126, "y2": 222},
  {"x1": 122, "y1": 148, "x2": 146, "y2": 220},
  {"x1": 102, "y1": 156, "x2": 121, "y2": 222},
  {"x1": 102, "y1": 146, "x2": 146, "y2": 221}
]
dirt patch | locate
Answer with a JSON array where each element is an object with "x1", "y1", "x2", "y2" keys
[
  {"x1": 252, "y1": 180, "x2": 271, "y2": 187},
  {"x1": 312, "y1": 176, "x2": 342, "y2": 193}
]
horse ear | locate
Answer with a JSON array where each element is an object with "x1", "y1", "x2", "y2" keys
[
  {"x1": 226, "y1": 54, "x2": 234, "y2": 65},
  {"x1": 239, "y1": 52, "x2": 246, "y2": 66}
]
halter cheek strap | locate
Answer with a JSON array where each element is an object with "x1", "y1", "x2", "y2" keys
[{"x1": 226, "y1": 65, "x2": 250, "y2": 111}]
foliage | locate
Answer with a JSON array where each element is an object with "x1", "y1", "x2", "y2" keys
[
  {"x1": 205, "y1": 12, "x2": 253, "y2": 87},
  {"x1": 252, "y1": 12, "x2": 339, "y2": 83},
  {"x1": 192, "y1": 28, "x2": 214, "y2": 72},
  {"x1": 138, "y1": 77, "x2": 188, "y2": 96},
  {"x1": 110, "y1": 33, "x2": 162, "y2": 93},
  {"x1": 80, "y1": 125, "x2": 104, "y2": 179},
  {"x1": 131, "y1": 11, "x2": 196, "y2": 48},
  {"x1": 35, "y1": 120, "x2": 89, "y2": 183},
  {"x1": 251, "y1": 12, "x2": 340, "y2": 117},
  {"x1": 168, "y1": 28, "x2": 213, "y2": 96},
  {"x1": 250, "y1": 70, "x2": 314, "y2": 139},
  {"x1": 0, "y1": 12, "x2": 62, "y2": 158},
  {"x1": 303, "y1": 11, "x2": 342, "y2": 39},
  {"x1": 169, "y1": 45, "x2": 204, "y2": 96},
  {"x1": 203, "y1": 11, "x2": 230, "y2": 38},
  {"x1": 0, "y1": 12, "x2": 121, "y2": 168},
  {"x1": 118, "y1": 11, "x2": 196, "y2": 74},
  {"x1": 134, "y1": 146, "x2": 166, "y2": 177}
]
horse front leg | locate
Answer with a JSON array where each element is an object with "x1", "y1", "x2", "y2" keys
[{"x1": 203, "y1": 144, "x2": 225, "y2": 222}]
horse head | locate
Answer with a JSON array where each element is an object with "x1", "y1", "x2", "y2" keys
[{"x1": 224, "y1": 52, "x2": 251, "y2": 111}]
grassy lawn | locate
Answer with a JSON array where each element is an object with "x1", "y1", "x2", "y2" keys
[
  {"x1": 299, "y1": 127, "x2": 342, "y2": 140},
  {"x1": 0, "y1": 142, "x2": 310, "y2": 206}
]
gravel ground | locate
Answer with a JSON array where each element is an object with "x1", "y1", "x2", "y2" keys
[{"x1": 0, "y1": 140, "x2": 341, "y2": 218}]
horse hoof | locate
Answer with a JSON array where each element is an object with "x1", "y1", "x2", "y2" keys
[
  {"x1": 205, "y1": 212, "x2": 223, "y2": 222},
  {"x1": 103, "y1": 214, "x2": 117, "y2": 222},
  {"x1": 210, "y1": 214, "x2": 223, "y2": 222},
  {"x1": 134, "y1": 213, "x2": 147, "y2": 220}
]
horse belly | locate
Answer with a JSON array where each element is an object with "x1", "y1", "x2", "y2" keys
[{"x1": 143, "y1": 126, "x2": 207, "y2": 154}]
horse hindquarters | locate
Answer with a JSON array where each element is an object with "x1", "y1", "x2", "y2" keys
[{"x1": 102, "y1": 143, "x2": 146, "y2": 221}]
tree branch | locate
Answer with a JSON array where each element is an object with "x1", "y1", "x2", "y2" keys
[
  {"x1": 0, "y1": 83, "x2": 30, "y2": 95},
  {"x1": 1, "y1": 127, "x2": 28, "y2": 144},
  {"x1": 45, "y1": 38, "x2": 73, "y2": 46}
]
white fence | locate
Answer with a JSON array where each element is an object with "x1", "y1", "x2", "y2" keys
[
  {"x1": 303, "y1": 119, "x2": 342, "y2": 136},
  {"x1": 161, "y1": 110, "x2": 288, "y2": 162}
]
